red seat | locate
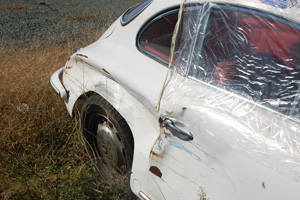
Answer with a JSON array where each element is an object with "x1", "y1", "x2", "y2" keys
[
  {"x1": 213, "y1": 61, "x2": 236, "y2": 84},
  {"x1": 144, "y1": 45, "x2": 170, "y2": 62},
  {"x1": 239, "y1": 15, "x2": 300, "y2": 65}
]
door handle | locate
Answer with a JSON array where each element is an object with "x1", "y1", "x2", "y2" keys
[{"x1": 162, "y1": 118, "x2": 193, "y2": 141}]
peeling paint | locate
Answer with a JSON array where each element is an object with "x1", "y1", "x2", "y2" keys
[
  {"x1": 150, "y1": 166, "x2": 162, "y2": 178},
  {"x1": 151, "y1": 151, "x2": 164, "y2": 158},
  {"x1": 168, "y1": 140, "x2": 216, "y2": 172},
  {"x1": 159, "y1": 117, "x2": 163, "y2": 127},
  {"x1": 102, "y1": 68, "x2": 110, "y2": 75},
  {"x1": 164, "y1": 152, "x2": 179, "y2": 162},
  {"x1": 156, "y1": 133, "x2": 168, "y2": 153},
  {"x1": 152, "y1": 120, "x2": 170, "y2": 158},
  {"x1": 168, "y1": 140, "x2": 203, "y2": 163},
  {"x1": 63, "y1": 70, "x2": 89, "y2": 91},
  {"x1": 151, "y1": 127, "x2": 216, "y2": 176},
  {"x1": 75, "y1": 53, "x2": 88, "y2": 58}
]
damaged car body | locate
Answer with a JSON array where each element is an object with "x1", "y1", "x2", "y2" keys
[{"x1": 50, "y1": 0, "x2": 300, "y2": 199}]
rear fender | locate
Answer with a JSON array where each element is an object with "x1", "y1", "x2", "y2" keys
[{"x1": 62, "y1": 55, "x2": 160, "y2": 197}]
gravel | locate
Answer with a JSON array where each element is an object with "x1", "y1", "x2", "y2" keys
[{"x1": 0, "y1": 0, "x2": 143, "y2": 45}]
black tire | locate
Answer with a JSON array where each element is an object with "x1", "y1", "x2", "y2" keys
[{"x1": 81, "y1": 95, "x2": 134, "y2": 186}]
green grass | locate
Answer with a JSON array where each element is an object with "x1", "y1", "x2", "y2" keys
[{"x1": 0, "y1": 30, "x2": 131, "y2": 199}]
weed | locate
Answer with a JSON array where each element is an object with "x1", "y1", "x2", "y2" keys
[{"x1": 198, "y1": 187, "x2": 209, "y2": 200}]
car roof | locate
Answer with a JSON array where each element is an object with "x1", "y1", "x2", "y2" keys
[{"x1": 155, "y1": 0, "x2": 300, "y2": 24}]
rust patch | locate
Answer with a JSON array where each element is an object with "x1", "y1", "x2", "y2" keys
[
  {"x1": 158, "y1": 117, "x2": 163, "y2": 127},
  {"x1": 76, "y1": 54, "x2": 88, "y2": 58},
  {"x1": 149, "y1": 166, "x2": 162, "y2": 178},
  {"x1": 102, "y1": 68, "x2": 110, "y2": 75},
  {"x1": 182, "y1": 107, "x2": 187, "y2": 111},
  {"x1": 151, "y1": 151, "x2": 163, "y2": 158}
]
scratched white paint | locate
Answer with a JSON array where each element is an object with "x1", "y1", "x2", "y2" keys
[{"x1": 50, "y1": 0, "x2": 300, "y2": 199}]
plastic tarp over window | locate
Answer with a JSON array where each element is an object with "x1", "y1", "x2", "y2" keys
[{"x1": 163, "y1": 0, "x2": 300, "y2": 181}]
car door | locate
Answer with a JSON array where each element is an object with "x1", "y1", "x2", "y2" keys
[{"x1": 147, "y1": 4, "x2": 300, "y2": 200}]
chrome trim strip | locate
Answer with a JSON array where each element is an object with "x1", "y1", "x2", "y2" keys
[
  {"x1": 121, "y1": 0, "x2": 153, "y2": 26},
  {"x1": 139, "y1": 191, "x2": 151, "y2": 200}
]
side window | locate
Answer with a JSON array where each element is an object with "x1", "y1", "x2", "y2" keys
[
  {"x1": 192, "y1": 6, "x2": 300, "y2": 118},
  {"x1": 138, "y1": 10, "x2": 179, "y2": 64}
]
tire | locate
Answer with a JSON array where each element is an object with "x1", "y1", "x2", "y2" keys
[{"x1": 81, "y1": 95, "x2": 134, "y2": 186}]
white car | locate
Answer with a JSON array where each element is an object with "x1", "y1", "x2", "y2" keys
[{"x1": 50, "y1": 0, "x2": 300, "y2": 199}]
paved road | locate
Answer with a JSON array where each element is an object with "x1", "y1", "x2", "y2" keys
[{"x1": 0, "y1": 0, "x2": 142, "y2": 45}]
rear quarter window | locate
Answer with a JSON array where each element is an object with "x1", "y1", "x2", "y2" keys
[
  {"x1": 137, "y1": 9, "x2": 179, "y2": 64},
  {"x1": 137, "y1": 4, "x2": 202, "y2": 66}
]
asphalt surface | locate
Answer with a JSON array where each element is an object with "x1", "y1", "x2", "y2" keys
[{"x1": 0, "y1": 0, "x2": 143, "y2": 45}]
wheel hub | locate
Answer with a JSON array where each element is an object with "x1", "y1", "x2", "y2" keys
[{"x1": 96, "y1": 119, "x2": 124, "y2": 172}]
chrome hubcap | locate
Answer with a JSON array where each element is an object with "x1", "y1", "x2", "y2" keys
[{"x1": 96, "y1": 115, "x2": 126, "y2": 174}]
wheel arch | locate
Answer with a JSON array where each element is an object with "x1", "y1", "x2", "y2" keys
[{"x1": 64, "y1": 75, "x2": 160, "y2": 196}]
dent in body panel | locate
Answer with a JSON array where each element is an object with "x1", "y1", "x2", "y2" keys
[
  {"x1": 148, "y1": 126, "x2": 216, "y2": 199},
  {"x1": 168, "y1": 140, "x2": 218, "y2": 173},
  {"x1": 149, "y1": 120, "x2": 219, "y2": 185},
  {"x1": 152, "y1": 118, "x2": 217, "y2": 170},
  {"x1": 163, "y1": 71, "x2": 300, "y2": 182},
  {"x1": 63, "y1": 53, "x2": 166, "y2": 199}
]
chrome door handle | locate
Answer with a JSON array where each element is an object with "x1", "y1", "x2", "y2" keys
[{"x1": 162, "y1": 118, "x2": 193, "y2": 141}]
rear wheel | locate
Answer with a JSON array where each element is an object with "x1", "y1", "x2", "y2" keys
[{"x1": 81, "y1": 95, "x2": 134, "y2": 186}]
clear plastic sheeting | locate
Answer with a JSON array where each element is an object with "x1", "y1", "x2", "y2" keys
[{"x1": 164, "y1": 0, "x2": 300, "y2": 181}]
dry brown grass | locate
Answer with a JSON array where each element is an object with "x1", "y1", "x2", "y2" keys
[
  {"x1": 1, "y1": 4, "x2": 38, "y2": 12},
  {"x1": 69, "y1": 13, "x2": 101, "y2": 22},
  {"x1": 0, "y1": 42, "x2": 80, "y2": 199},
  {"x1": 0, "y1": 28, "x2": 130, "y2": 199},
  {"x1": 68, "y1": 11, "x2": 111, "y2": 23}
]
